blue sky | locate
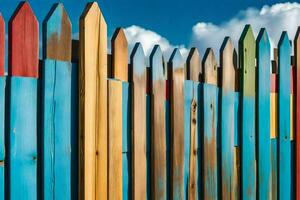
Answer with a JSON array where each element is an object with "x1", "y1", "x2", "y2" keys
[
  {"x1": 0, "y1": 0, "x2": 294, "y2": 45},
  {"x1": 1, "y1": 0, "x2": 300, "y2": 61}
]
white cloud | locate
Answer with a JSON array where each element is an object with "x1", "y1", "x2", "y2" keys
[
  {"x1": 124, "y1": 25, "x2": 188, "y2": 61},
  {"x1": 191, "y1": 2, "x2": 300, "y2": 59}
]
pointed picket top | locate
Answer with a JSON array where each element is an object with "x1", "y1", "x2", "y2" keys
[
  {"x1": 278, "y1": 31, "x2": 290, "y2": 53},
  {"x1": 186, "y1": 47, "x2": 201, "y2": 82},
  {"x1": 0, "y1": 14, "x2": 4, "y2": 76},
  {"x1": 169, "y1": 48, "x2": 184, "y2": 71},
  {"x1": 239, "y1": 24, "x2": 256, "y2": 96},
  {"x1": 150, "y1": 45, "x2": 166, "y2": 82},
  {"x1": 220, "y1": 37, "x2": 237, "y2": 90},
  {"x1": 112, "y1": 27, "x2": 128, "y2": 81},
  {"x1": 203, "y1": 48, "x2": 218, "y2": 85},
  {"x1": 43, "y1": 3, "x2": 71, "y2": 61},
  {"x1": 9, "y1": 1, "x2": 39, "y2": 77},
  {"x1": 130, "y1": 42, "x2": 146, "y2": 79}
]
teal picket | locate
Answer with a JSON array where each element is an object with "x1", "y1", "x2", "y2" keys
[
  {"x1": 256, "y1": 28, "x2": 271, "y2": 199},
  {"x1": 7, "y1": 77, "x2": 38, "y2": 200},
  {"x1": 122, "y1": 82, "x2": 131, "y2": 200},
  {"x1": 220, "y1": 37, "x2": 240, "y2": 199},
  {"x1": 278, "y1": 32, "x2": 291, "y2": 199},
  {"x1": 0, "y1": 77, "x2": 4, "y2": 200},
  {"x1": 42, "y1": 3, "x2": 74, "y2": 199},
  {"x1": 239, "y1": 25, "x2": 256, "y2": 199}
]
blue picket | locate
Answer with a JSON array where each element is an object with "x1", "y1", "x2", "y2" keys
[
  {"x1": 7, "y1": 77, "x2": 37, "y2": 200},
  {"x1": 42, "y1": 60, "x2": 75, "y2": 199},
  {"x1": 122, "y1": 82, "x2": 131, "y2": 200},
  {"x1": 278, "y1": 31, "x2": 291, "y2": 199},
  {"x1": 256, "y1": 28, "x2": 271, "y2": 199},
  {"x1": 0, "y1": 77, "x2": 4, "y2": 200}
]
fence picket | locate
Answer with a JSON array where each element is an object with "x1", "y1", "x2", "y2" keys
[
  {"x1": 186, "y1": 48, "x2": 201, "y2": 200},
  {"x1": 79, "y1": 2, "x2": 108, "y2": 199},
  {"x1": 169, "y1": 49, "x2": 185, "y2": 200},
  {"x1": 202, "y1": 48, "x2": 219, "y2": 199},
  {"x1": 0, "y1": 13, "x2": 4, "y2": 200},
  {"x1": 42, "y1": 3, "x2": 77, "y2": 199},
  {"x1": 220, "y1": 37, "x2": 240, "y2": 199},
  {"x1": 256, "y1": 28, "x2": 271, "y2": 199},
  {"x1": 295, "y1": 27, "x2": 300, "y2": 200},
  {"x1": 239, "y1": 25, "x2": 256, "y2": 199},
  {"x1": 278, "y1": 31, "x2": 291, "y2": 199},
  {"x1": 130, "y1": 43, "x2": 148, "y2": 200},
  {"x1": 7, "y1": 2, "x2": 39, "y2": 199},
  {"x1": 150, "y1": 45, "x2": 168, "y2": 200}
]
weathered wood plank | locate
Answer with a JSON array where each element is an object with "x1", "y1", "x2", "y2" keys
[
  {"x1": 0, "y1": 14, "x2": 4, "y2": 76},
  {"x1": 7, "y1": 2, "x2": 39, "y2": 199},
  {"x1": 186, "y1": 48, "x2": 201, "y2": 82},
  {"x1": 202, "y1": 48, "x2": 219, "y2": 200},
  {"x1": 130, "y1": 43, "x2": 147, "y2": 200},
  {"x1": 295, "y1": 26, "x2": 300, "y2": 200},
  {"x1": 108, "y1": 79, "x2": 123, "y2": 200},
  {"x1": 42, "y1": 4, "x2": 74, "y2": 199},
  {"x1": 220, "y1": 37, "x2": 239, "y2": 199},
  {"x1": 256, "y1": 28, "x2": 271, "y2": 199},
  {"x1": 9, "y1": 2, "x2": 39, "y2": 77},
  {"x1": 150, "y1": 45, "x2": 168, "y2": 200},
  {"x1": 239, "y1": 25, "x2": 256, "y2": 199},
  {"x1": 79, "y1": 2, "x2": 108, "y2": 199},
  {"x1": 43, "y1": 3, "x2": 71, "y2": 61},
  {"x1": 278, "y1": 31, "x2": 291, "y2": 199},
  {"x1": 169, "y1": 48, "x2": 185, "y2": 200},
  {"x1": 112, "y1": 28, "x2": 128, "y2": 81}
]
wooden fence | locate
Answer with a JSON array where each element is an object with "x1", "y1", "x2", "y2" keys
[{"x1": 0, "y1": 1, "x2": 299, "y2": 200}]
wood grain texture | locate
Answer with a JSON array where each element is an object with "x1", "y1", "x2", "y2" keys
[
  {"x1": 79, "y1": 2, "x2": 108, "y2": 199},
  {"x1": 203, "y1": 48, "x2": 218, "y2": 85},
  {"x1": 43, "y1": 3, "x2": 71, "y2": 61},
  {"x1": 42, "y1": 60, "x2": 74, "y2": 199},
  {"x1": 108, "y1": 79, "x2": 123, "y2": 200},
  {"x1": 239, "y1": 25, "x2": 256, "y2": 199},
  {"x1": 202, "y1": 48, "x2": 219, "y2": 200},
  {"x1": 220, "y1": 37, "x2": 239, "y2": 199},
  {"x1": 9, "y1": 2, "x2": 39, "y2": 77},
  {"x1": 295, "y1": 26, "x2": 300, "y2": 200},
  {"x1": 7, "y1": 77, "x2": 37, "y2": 200},
  {"x1": 169, "y1": 48, "x2": 185, "y2": 200},
  {"x1": 150, "y1": 45, "x2": 168, "y2": 200},
  {"x1": 278, "y1": 31, "x2": 291, "y2": 199},
  {"x1": 188, "y1": 99, "x2": 197, "y2": 200},
  {"x1": 186, "y1": 48, "x2": 201, "y2": 82},
  {"x1": 0, "y1": 14, "x2": 4, "y2": 76},
  {"x1": 112, "y1": 28, "x2": 128, "y2": 81},
  {"x1": 270, "y1": 73, "x2": 278, "y2": 139},
  {"x1": 256, "y1": 28, "x2": 271, "y2": 199},
  {"x1": 130, "y1": 43, "x2": 147, "y2": 200}
]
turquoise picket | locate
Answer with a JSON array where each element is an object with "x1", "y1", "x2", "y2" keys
[
  {"x1": 42, "y1": 60, "x2": 75, "y2": 199},
  {"x1": 122, "y1": 82, "x2": 131, "y2": 200},
  {"x1": 256, "y1": 28, "x2": 271, "y2": 199},
  {"x1": 278, "y1": 31, "x2": 291, "y2": 199},
  {"x1": 239, "y1": 25, "x2": 256, "y2": 200},
  {"x1": 220, "y1": 37, "x2": 240, "y2": 199},
  {"x1": 42, "y1": 3, "x2": 74, "y2": 199},
  {"x1": 7, "y1": 77, "x2": 38, "y2": 200},
  {"x1": 202, "y1": 48, "x2": 219, "y2": 199},
  {"x1": 0, "y1": 77, "x2": 4, "y2": 200}
]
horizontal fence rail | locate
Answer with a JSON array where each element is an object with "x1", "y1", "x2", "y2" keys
[{"x1": 0, "y1": 1, "x2": 300, "y2": 200}]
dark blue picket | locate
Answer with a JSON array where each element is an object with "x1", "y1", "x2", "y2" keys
[
  {"x1": 0, "y1": 77, "x2": 4, "y2": 200},
  {"x1": 256, "y1": 28, "x2": 271, "y2": 199},
  {"x1": 278, "y1": 32, "x2": 291, "y2": 199}
]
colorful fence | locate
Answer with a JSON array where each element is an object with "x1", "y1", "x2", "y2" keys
[{"x1": 0, "y1": 1, "x2": 299, "y2": 200}]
